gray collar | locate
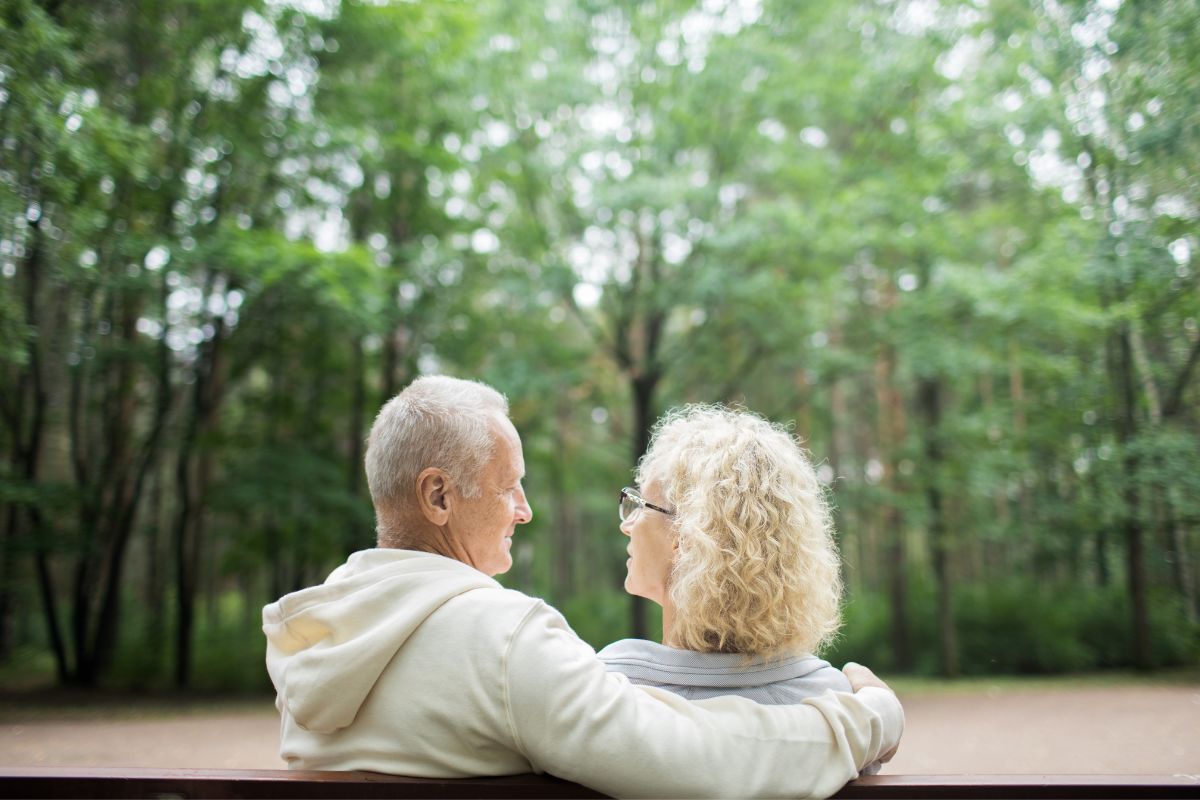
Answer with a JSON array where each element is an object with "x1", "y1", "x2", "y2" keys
[{"x1": 597, "y1": 638, "x2": 834, "y2": 689}]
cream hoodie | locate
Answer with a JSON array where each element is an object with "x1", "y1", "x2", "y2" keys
[{"x1": 263, "y1": 548, "x2": 903, "y2": 799}]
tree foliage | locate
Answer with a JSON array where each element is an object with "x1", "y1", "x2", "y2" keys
[{"x1": 1, "y1": 0, "x2": 1197, "y2": 688}]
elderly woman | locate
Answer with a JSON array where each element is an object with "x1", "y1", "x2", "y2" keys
[{"x1": 598, "y1": 404, "x2": 851, "y2": 703}]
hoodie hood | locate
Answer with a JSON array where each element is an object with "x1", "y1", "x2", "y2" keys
[{"x1": 262, "y1": 548, "x2": 496, "y2": 734}]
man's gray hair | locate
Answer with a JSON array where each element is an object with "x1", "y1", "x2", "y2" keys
[{"x1": 366, "y1": 376, "x2": 509, "y2": 542}]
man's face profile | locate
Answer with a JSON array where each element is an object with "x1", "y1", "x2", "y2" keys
[{"x1": 449, "y1": 416, "x2": 532, "y2": 576}]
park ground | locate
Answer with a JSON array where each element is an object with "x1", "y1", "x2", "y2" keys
[{"x1": 1, "y1": 673, "x2": 1198, "y2": 775}]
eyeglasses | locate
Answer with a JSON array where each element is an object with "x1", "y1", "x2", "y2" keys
[{"x1": 619, "y1": 487, "x2": 674, "y2": 522}]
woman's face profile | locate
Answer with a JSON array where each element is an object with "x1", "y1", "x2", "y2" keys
[{"x1": 619, "y1": 479, "x2": 676, "y2": 605}]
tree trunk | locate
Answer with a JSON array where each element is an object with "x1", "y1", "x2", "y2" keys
[
  {"x1": 1113, "y1": 327, "x2": 1151, "y2": 669},
  {"x1": 1166, "y1": 486, "x2": 1196, "y2": 624},
  {"x1": 17, "y1": 216, "x2": 72, "y2": 684},
  {"x1": 33, "y1": 537, "x2": 69, "y2": 684},
  {"x1": 919, "y1": 376, "x2": 957, "y2": 678},
  {"x1": 173, "y1": 422, "x2": 216, "y2": 689},
  {"x1": 874, "y1": 341, "x2": 911, "y2": 671},
  {"x1": 0, "y1": 505, "x2": 14, "y2": 660},
  {"x1": 201, "y1": 451, "x2": 219, "y2": 629},
  {"x1": 173, "y1": 439, "x2": 197, "y2": 689},
  {"x1": 173, "y1": 299, "x2": 227, "y2": 688},
  {"x1": 145, "y1": 466, "x2": 166, "y2": 653}
]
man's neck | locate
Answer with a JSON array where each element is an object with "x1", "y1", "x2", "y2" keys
[
  {"x1": 408, "y1": 523, "x2": 471, "y2": 565},
  {"x1": 379, "y1": 513, "x2": 460, "y2": 560}
]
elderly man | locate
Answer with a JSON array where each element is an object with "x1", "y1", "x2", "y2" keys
[{"x1": 264, "y1": 376, "x2": 903, "y2": 799}]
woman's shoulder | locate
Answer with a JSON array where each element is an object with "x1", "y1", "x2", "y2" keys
[{"x1": 789, "y1": 658, "x2": 852, "y2": 692}]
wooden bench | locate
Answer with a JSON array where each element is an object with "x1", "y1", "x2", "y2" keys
[{"x1": 1, "y1": 768, "x2": 1197, "y2": 799}]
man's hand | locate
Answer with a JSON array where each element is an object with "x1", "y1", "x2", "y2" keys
[
  {"x1": 842, "y1": 662, "x2": 900, "y2": 764},
  {"x1": 843, "y1": 661, "x2": 890, "y2": 693}
]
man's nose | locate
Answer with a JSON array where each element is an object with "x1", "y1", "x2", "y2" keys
[
  {"x1": 514, "y1": 488, "x2": 533, "y2": 524},
  {"x1": 619, "y1": 517, "x2": 633, "y2": 537}
]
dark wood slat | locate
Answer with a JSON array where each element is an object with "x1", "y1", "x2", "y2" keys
[
  {"x1": 0, "y1": 768, "x2": 607, "y2": 799},
  {"x1": 835, "y1": 774, "x2": 1200, "y2": 799},
  {"x1": 0, "y1": 768, "x2": 1196, "y2": 799}
]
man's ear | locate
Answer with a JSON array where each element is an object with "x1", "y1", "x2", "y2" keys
[{"x1": 416, "y1": 467, "x2": 452, "y2": 526}]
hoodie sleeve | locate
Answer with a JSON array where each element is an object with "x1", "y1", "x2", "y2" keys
[{"x1": 502, "y1": 602, "x2": 902, "y2": 800}]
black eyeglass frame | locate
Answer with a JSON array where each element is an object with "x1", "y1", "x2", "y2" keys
[{"x1": 618, "y1": 486, "x2": 674, "y2": 522}]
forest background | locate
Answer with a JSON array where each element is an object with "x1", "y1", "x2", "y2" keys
[{"x1": 1, "y1": 0, "x2": 1198, "y2": 694}]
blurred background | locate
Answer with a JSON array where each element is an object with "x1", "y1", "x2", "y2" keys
[{"x1": 1, "y1": 0, "x2": 1198, "y2": 701}]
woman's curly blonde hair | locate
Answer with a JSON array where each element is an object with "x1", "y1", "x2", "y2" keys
[{"x1": 639, "y1": 404, "x2": 842, "y2": 657}]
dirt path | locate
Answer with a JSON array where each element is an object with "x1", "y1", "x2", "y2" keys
[
  {"x1": 2, "y1": 683, "x2": 1199, "y2": 774},
  {"x1": 885, "y1": 683, "x2": 1200, "y2": 774}
]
